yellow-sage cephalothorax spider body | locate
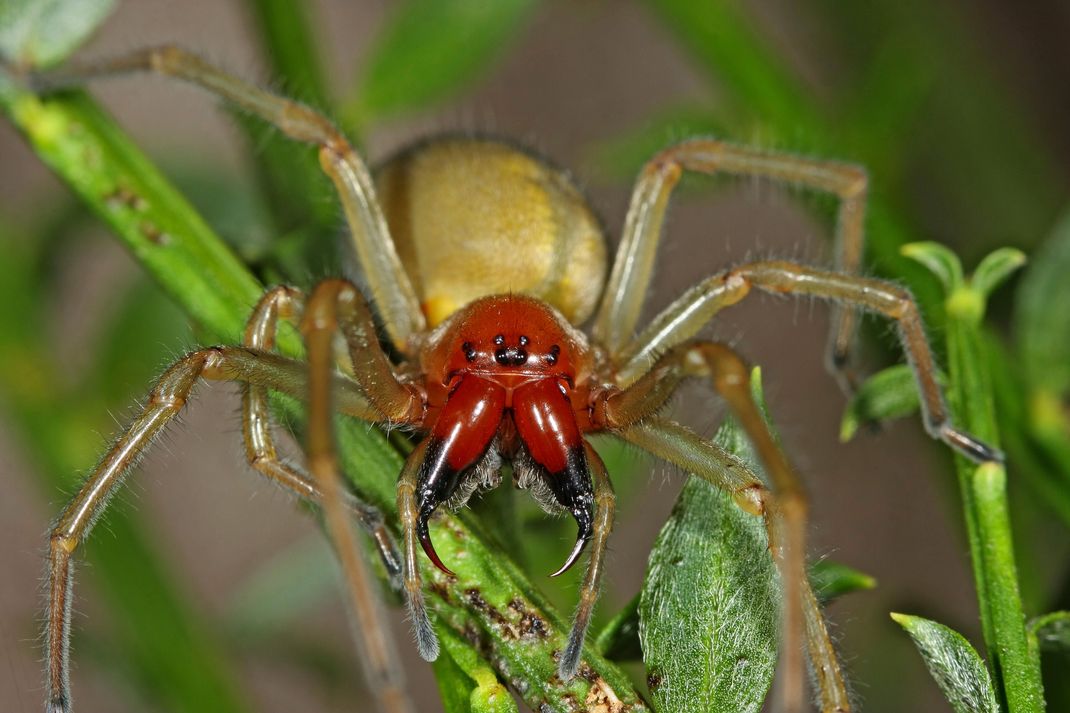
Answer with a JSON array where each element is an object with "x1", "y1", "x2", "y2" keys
[{"x1": 34, "y1": 47, "x2": 1001, "y2": 713}]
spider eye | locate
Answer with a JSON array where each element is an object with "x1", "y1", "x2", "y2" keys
[
  {"x1": 518, "y1": 335, "x2": 529, "y2": 346},
  {"x1": 546, "y1": 344, "x2": 561, "y2": 365},
  {"x1": 493, "y1": 334, "x2": 505, "y2": 346},
  {"x1": 461, "y1": 341, "x2": 477, "y2": 362}
]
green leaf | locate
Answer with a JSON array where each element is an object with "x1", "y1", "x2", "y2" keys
[
  {"x1": 0, "y1": 0, "x2": 115, "y2": 68},
  {"x1": 640, "y1": 375, "x2": 778, "y2": 713},
  {"x1": 605, "y1": 557, "x2": 872, "y2": 668},
  {"x1": 901, "y1": 241, "x2": 965, "y2": 293},
  {"x1": 350, "y1": 0, "x2": 535, "y2": 124},
  {"x1": 839, "y1": 364, "x2": 921, "y2": 441},
  {"x1": 809, "y1": 560, "x2": 876, "y2": 604},
  {"x1": 1016, "y1": 207, "x2": 1070, "y2": 396},
  {"x1": 436, "y1": 628, "x2": 517, "y2": 713},
  {"x1": 890, "y1": 613, "x2": 999, "y2": 713},
  {"x1": 431, "y1": 640, "x2": 478, "y2": 713},
  {"x1": 971, "y1": 247, "x2": 1026, "y2": 302},
  {"x1": 1029, "y1": 611, "x2": 1070, "y2": 653}
]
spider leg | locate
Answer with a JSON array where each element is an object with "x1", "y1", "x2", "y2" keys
[
  {"x1": 600, "y1": 344, "x2": 850, "y2": 713},
  {"x1": 244, "y1": 286, "x2": 402, "y2": 585},
  {"x1": 46, "y1": 282, "x2": 424, "y2": 713},
  {"x1": 44, "y1": 347, "x2": 335, "y2": 713},
  {"x1": 34, "y1": 47, "x2": 425, "y2": 351},
  {"x1": 592, "y1": 138, "x2": 868, "y2": 391},
  {"x1": 396, "y1": 436, "x2": 439, "y2": 660},
  {"x1": 301, "y1": 280, "x2": 425, "y2": 713},
  {"x1": 615, "y1": 260, "x2": 1001, "y2": 464},
  {"x1": 559, "y1": 441, "x2": 616, "y2": 680}
]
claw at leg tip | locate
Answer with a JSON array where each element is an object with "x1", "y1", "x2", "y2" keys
[
  {"x1": 944, "y1": 427, "x2": 1004, "y2": 465},
  {"x1": 558, "y1": 642, "x2": 581, "y2": 681},
  {"x1": 408, "y1": 598, "x2": 440, "y2": 661}
]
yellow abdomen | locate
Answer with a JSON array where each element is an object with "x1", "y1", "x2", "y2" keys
[{"x1": 376, "y1": 137, "x2": 606, "y2": 327}]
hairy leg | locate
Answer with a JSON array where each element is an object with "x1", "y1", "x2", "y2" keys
[
  {"x1": 615, "y1": 416, "x2": 850, "y2": 713},
  {"x1": 396, "y1": 437, "x2": 439, "y2": 660},
  {"x1": 613, "y1": 260, "x2": 1000, "y2": 464},
  {"x1": 301, "y1": 280, "x2": 419, "y2": 713},
  {"x1": 593, "y1": 138, "x2": 867, "y2": 387},
  {"x1": 35, "y1": 47, "x2": 425, "y2": 351},
  {"x1": 243, "y1": 286, "x2": 402, "y2": 583},
  {"x1": 559, "y1": 442, "x2": 616, "y2": 679},
  {"x1": 44, "y1": 347, "x2": 321, "y2": 712}
]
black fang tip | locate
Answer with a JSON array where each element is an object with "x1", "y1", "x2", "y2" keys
[
  {"x1": 418, "y1": 521, "x2": 455, "y2": 576},
  {"x1": 550, "y1": 532, "x2": 590, "y2": 578}
]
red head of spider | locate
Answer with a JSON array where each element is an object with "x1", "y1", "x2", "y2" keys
[{"x1": 415, "y1": 295, "x2": 598, "y2": 579}]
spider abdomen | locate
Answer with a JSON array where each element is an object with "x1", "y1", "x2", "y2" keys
[{"x1": 376, "y1": 137, "x2": 607, "y2": 327}]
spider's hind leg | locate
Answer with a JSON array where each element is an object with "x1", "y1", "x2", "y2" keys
[{"x1": 35, "y1": 46, "x2": 425, "y2": 351}]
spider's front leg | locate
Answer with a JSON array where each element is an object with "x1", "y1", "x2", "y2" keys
[
  {"x1": 297, "y1": 279, "x2": 429, "y2": 713},
  {"x1": 44, "y1": 282, "x2": 421, "y2": 713},
  {"x1": 43, "y1": 346, "x2": 373, "y2": 712}
]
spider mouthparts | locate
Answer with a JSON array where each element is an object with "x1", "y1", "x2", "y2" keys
[
  {"x1": 418, "y1": 525, "x2": 456, "y2": 576},
  {"x1": 550, "y1": 532, "x2": 590, "y2": 578}
]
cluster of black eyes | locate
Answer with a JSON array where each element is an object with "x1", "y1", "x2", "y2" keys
[{"x1": 462, "y1": 336, "x2": 560, "y2": 366}]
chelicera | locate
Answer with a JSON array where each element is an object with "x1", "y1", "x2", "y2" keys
[{"x1": 35, "y1": 47, "x2": 1000, "y2": 713}]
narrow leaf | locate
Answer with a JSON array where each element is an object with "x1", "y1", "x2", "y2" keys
[
  {"x1": 809, "y1": 560, "x2": 876, "y2": 604},
  {"x1": 350, "y1": 0, "x2": 535, "y2": 123},
  {"x1": 595, "y1": 594, "x2": 642, "y2": 661},
  {"x1": 840, "y1": 364, "x2": 921, "y2": 442},
  {"x1": 901, "y1": 241, "x2": 965, "y2": 293},
  {"x1": 891, "y1": 613, "x2": 999, "y2": 713},
  {"x1": 1016, "y1": 207, "x2": 1070, "y2": 395},
  {"x1": 971, "y1": 247, "x2": 1026, "y2": 302},
  {"x1": 431, "y1": 642, "x2": 478, "y2": 713},
  {"x1": 0, "y1": 0, "x2": 115, "y2": 68},
  {"x1": 1029, "y1": 611, "x2": 1070, "y2": 653},
  {"x1": 437, "y1": 628, "x2": 518, "y2": 713},
  {"x1": 640, "y1": 374, "x2": 778, "y2": 713}
]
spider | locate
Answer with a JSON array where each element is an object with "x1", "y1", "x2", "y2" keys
[{"x1": 34, "y1": 47, "x2": 999, "y2": 713}]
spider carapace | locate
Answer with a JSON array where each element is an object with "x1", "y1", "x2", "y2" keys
[{"x1": 35, "y1": 46, "x2": 1002, "y2": 713}]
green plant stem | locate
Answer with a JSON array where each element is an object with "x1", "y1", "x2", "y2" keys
[{"x1": 945, "y1": 288, "x2": 1045, "y2": 712}]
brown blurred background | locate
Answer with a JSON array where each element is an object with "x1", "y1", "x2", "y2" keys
[{"x1": 2, "y1": 1, "x2": 1069, "y2": 712}]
